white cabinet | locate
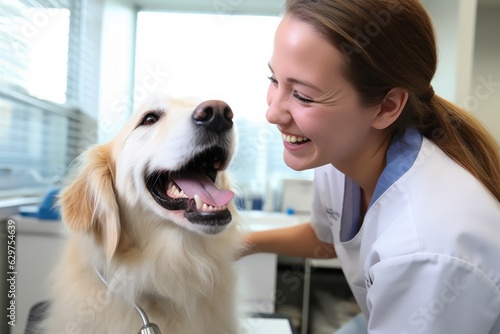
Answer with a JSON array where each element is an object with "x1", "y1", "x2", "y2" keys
[
  {"x1": 9, "y1": 216, "x2": 66, "y2": 334},
  {"x1": 239, "y1": 211, "x2": 304, "y2": 314}
]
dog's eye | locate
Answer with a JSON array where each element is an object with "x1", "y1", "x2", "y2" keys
[{"x1": 140, "y1": 113, "x2": 159, "y2": 126}]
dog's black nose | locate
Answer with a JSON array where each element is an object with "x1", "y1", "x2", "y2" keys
[{"x1": 192, "y1": 100, "x2": 233, "y2": 133}]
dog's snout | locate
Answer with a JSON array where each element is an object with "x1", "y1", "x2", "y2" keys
[{"x1": 192, "y1": 100, "x2": 233, "y2": 133}]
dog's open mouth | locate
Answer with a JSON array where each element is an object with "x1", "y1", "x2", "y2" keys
[{"x1": 145, "y1": 146, "x2": 234, "y2": 227}]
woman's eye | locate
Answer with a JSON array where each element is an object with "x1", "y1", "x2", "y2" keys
[
  {"x1": 293, "y1": 92, "x2": 314, "y2": 104},
  {"x1": 267, "y1": 76, "x2": 278, "y2": 85},
  {"x1": 140, "y1": 113, "x2": 159, "y2": 126}
]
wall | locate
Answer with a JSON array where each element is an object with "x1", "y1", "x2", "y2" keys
[
  {"x1": 422, "y1": 0, "x2": 500, "y2": 142},
  {"x1": 422, "y1": 0, "x2": 478, "y2": 103},
  {"x1": 97, "y1": 0, "x2": 136, "y2": 144},
  {"x1": 472, "y1": 6, "x2": 500, "y2": 142}
]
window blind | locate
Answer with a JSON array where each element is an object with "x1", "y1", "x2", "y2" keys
[{"x1": 0, "y1": 0, "x2": 101, "y2": 198}]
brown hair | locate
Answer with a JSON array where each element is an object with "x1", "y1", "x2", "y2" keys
[{"x1": 284, "y1": 0, "x2": 500, "y2": 201}]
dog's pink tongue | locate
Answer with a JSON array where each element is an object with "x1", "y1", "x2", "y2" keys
[{"x1": 171, "y1": 171, "x2": 234, "y2": 207}]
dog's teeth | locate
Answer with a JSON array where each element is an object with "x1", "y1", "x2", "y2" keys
[
  {"x1": 213, "y1": 161, "x2": 222, "y2": 169},
  {"x1": 194, "y1": 194, "x2": 203, "y2": 209},
  {"x1": 194, "y1": 196, "x2": 227, "y2": 212},
  {"x1": 167, "y1": 181, "x2": 176, "y2": 197}
]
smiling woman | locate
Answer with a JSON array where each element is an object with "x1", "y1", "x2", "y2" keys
[{"x1": 133, "y1": 11, "x2": 314, "y2": 211}]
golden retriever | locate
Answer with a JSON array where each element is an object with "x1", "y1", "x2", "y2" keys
[{"x1": 41, "y1": 96, "x2": 242, "y2": 334}]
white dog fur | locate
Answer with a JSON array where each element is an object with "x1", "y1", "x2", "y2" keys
[{"x1": 41, "y1": 95, "x2": 243, "y2": 334}]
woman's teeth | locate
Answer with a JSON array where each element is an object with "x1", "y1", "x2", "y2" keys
[{"x1": 282, "y1": 133, "x2": 309, "y2": 144}]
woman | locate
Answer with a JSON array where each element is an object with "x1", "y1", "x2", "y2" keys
[{"x1": 243, "y1": 0, "x2": 500, "y2": 333}]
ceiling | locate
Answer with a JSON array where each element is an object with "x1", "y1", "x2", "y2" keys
[{"x1": 135, "y1": 0, "x2": 499, "y2": 13}]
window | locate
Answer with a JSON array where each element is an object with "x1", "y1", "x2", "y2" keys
[
  {"x1": 1, "y1": 1, "x2": 72, "y2": 103},
  {"x1": 134, "y1": 11, "x2": 313, "y2": 211},
  {"x1": 0, "y1": 0, "x2": 101, "y2": 198}
]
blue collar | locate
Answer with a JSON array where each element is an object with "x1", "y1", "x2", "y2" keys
[{"x1": 369, "y1": 128, "x2": 423, "y2": 208}]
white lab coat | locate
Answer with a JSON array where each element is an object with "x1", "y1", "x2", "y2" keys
[{"x1": 311, "y1": 128, "x2": 500, "y2": 333}]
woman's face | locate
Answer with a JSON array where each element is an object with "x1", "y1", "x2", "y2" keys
[{"x1": 267, "y1": 15, "x2": 382, "y2": 172}]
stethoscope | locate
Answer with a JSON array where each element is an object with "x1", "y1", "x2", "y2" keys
[{"x1": 94, "y1": 267, "x2": 162, "y2": 334}]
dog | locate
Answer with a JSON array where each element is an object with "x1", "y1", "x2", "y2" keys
[{"x1": 40, "y1": 96, "x2": 242, "y2": 334}]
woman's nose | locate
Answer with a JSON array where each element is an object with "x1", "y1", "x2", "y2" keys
[{"x1": 266, "y1": 87, "x2": 291, "y2": 125}]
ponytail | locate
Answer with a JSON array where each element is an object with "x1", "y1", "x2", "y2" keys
[{"x1": 422, "y1": 96, "x2": 500, "y2": 201}]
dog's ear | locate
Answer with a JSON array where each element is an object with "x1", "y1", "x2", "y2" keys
[{"x1": 59, "y1": 143, "x2": 120, "y2": 262}]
